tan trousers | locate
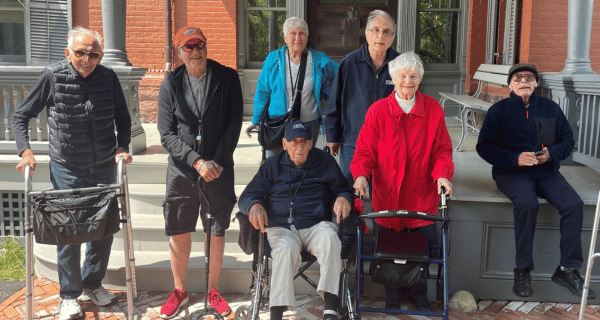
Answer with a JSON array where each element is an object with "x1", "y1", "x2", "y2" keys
[{"x1": 266, "y1": 221, "x2": 342, "y2": 307}]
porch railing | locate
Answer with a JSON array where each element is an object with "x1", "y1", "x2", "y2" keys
[
  {"x1": 0, "y1": 67, "x2": 48, "y2": 154},
  {"x1": 541, "y1": 73, "x2": 600, "y2": 171},
  {"x1": 0, "y1": 65, "x2": 147, "y2": 155}
]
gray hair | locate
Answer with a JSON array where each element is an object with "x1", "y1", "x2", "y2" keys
[
  {"x1": 389, "y1": 51, "x2": 425, "y2": 81},
  {"x1": 283, "y1": 17, "x2": 309, "y2": 37},
  {"x1": 68, "y1": 26, "x2": 102, "y2": 50},
  {"x1": 366, "y1": 10, "x2": 396, "y2": 34}
]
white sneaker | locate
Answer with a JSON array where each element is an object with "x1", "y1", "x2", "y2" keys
[
  {"x1": 59, "y1": 298, "x2": 83, "y2": 320},
  {"x1": 77, "y1": 286, "x2": 117, "y2": 306}
]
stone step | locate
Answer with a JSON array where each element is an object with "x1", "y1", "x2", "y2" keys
[
  {"x1": 125, "y1": 163, "x2": 261, "y2": 186},
  {"x1": 127, "y1": 183, "x2": 247, "y2": 216},
  {"x1": 33, "y1": 244, "x2": 325, "y2": 294}
]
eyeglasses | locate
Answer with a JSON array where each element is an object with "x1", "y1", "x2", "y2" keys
[
  {"x1": 70, "y1": 48, "x2": 101, "y2": 60},
  {"x1": 512, "y1": 74, "x2": 536, "y2": 82},
  {"x1": 369, "y1": 27, "x2": 394, "y2": 37},
  {"x1": 179, "y1": 42, "x2": 206, "y2": 52}
]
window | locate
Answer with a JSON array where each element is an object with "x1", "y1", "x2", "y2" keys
[
  {"x1": 416, "y1": 0, "x2": 460, "y2": 65},
  {"x1": 244, "y1": 0, "x2": 288, "y2": 68},
  {"x1": 27, "y1": 0, "x2": 70, "y2": 66},
  {"x1": 0, "y1": 0, "x2": 25, "y2": 64}
]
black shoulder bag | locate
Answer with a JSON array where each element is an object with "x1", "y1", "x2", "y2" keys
[{"x1": 258, "y1": 48, "x2": 308, "y2": 150}]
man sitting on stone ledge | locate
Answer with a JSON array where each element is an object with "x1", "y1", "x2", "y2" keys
[{"x1": 476, "y1": 63, "x2": 596, "y2": 300}]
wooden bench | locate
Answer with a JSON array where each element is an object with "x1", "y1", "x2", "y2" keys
[{"x1": 439, "y1": 64, "x2": 512, "y2": 151}]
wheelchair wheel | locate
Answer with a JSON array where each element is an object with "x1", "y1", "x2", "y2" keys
[{"x1": 234, "y1": 305, "x2": 250, "y2": 320}]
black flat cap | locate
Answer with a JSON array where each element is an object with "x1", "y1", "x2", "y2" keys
[{"x1": 508, "y1": 63, "x2": 539, "y2": 84}]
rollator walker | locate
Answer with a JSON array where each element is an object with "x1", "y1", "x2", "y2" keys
[
  {"x1": 579, "y1": 190, "x2": 600, "y2": 320},
  {"x1": 23, "y1": 157, "x2": 138, "y2": 320},
  {"x1": 354, "y1": 189, "x2": 450, "y2": 319}
]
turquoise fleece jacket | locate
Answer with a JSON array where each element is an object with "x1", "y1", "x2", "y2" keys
[{"x1": 251, "y1": 46, "x2": 339, "y2": 125}]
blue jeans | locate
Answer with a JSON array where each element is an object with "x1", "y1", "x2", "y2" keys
[
  {"x1": 339, "y1": 143, "x2": 355, "y2": 184},
  {"x1": 49, "y1": 160, "x2": 117, "y2": 299}
]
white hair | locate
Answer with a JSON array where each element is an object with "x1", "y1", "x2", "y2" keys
[
  {"x1": 389, "y1": 51, "x2": 425, "y2": 81},
  {"x1": 366, "y1": 9, "x2": 396, "y2": 33},
  {"x1": 283, "y1": 17, "x2": 309, "y2": 37},
  {"x1": 68, "y1": 26, "x2": 102, "y2": 50}
]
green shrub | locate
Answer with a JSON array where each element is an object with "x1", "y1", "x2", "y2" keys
[{"x1": 0, "y1": 236, "x2": 27, "y2": 281}]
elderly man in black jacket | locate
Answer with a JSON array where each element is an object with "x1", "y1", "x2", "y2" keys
[
  {"x1": 157, "y1": 26, "x2": 243, "y2": 319},
  {"x1": 12, "y1": 26, "x2": 132, "y2": 320},
  {"x1": 239, "y1": 121, "x2": 352, "y2": 320}
]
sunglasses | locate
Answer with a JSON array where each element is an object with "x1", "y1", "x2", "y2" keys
[
  {"x1": 512, "y1": 74, "x2": 536, "y2": 82},
  {"x1": 70, "y1": 48, "x2": 101, "y2": 60},
  {"x1": 179, "y1": 42, "x2": 206, "y2": 52}
]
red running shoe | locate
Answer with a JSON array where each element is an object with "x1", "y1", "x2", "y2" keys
[
  {"x1": 208, "y1": 288, "x2": 231, "y2": 316},
  {"x1": 160, "y1": 289, "x2": 189, "y2": 319}
]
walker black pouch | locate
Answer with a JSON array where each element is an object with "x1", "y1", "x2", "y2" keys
[
  {"x1": 370, "y1": 259, "x2": 427, "y2": 288},
  {"x1": 33, "y1": 190, "x2": 121, "y2": 246}
]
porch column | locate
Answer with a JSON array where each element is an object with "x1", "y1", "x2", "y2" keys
[
  {"x1": 101, "y1": 0, "x2": 131, "y2": 66},
  {"x1": 561, "y1": 0, "x2": 595, "y2": 74},
  {"x1": 100, "y1": 0, "x2": 148, "y2": 154}
]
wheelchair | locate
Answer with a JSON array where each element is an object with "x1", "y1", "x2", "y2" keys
[
  {"x1": 234, "y1": 214, "x2": 358, "y2": 320},
  {"x1": 354, "y1": 190, "x2": 450, "y2": 319}
]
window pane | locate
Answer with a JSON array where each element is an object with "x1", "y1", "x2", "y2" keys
[
  {"x1": 416, "y1": 11, "x2": 458, "y2": 64},
  {"x1": 247, "y1": 0, "x2": 286, "y2": 8},
  {"x1": 0, "y1": 0, "x2": 24, "y2": 56},
  {"x1": 418, "y1": 0, "x2": 460, "y2": 10},
  {"x1": 248, "y1": 10, "x2": 286, "y2": 62}
]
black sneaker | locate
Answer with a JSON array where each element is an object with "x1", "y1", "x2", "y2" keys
[
  {"x1": 513, "y1": 267, "x2": 533, "y2": 297},
  {"x1": 551, "y1": 266, "x2": 596, "y2": 299}
]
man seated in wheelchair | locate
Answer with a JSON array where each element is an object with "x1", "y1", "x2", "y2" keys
[{"x1": 239, "y1": 120, "x2": 353, "y2": 320}]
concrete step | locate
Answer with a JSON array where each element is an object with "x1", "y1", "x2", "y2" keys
[
  {"x1": 125, "y1": 163, "x2": 261, "y2": 186},
  {"x1": 127, "y1": 183, "x2": 247, "y2": 216},
  {"x1": 33, "y1": 244, "x2": 325, "y2": 294}
]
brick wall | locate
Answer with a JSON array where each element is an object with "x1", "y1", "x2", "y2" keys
[
  {"x1": 73, "y1": 0, "x2": 238, "y2": 123},
  {"x1": 464, "y1": 0, "x2": 488, "y2": 95},
  {"x1": 519, "y1": 0, "x2": 600, "y2": 72},
  {"x1": 465, "y1": 0, "x2": 600, "y2": 99}
]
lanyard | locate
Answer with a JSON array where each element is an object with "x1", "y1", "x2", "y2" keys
[
  {"x1": 287, "y1": 168, "x2": 308, "y2": 226},
  {"x1": 186, "y1": 70, "x2": 210, "y2": 146},
  {"x1": 287, "y1": 51, "x2": 301, "y2": 102}
]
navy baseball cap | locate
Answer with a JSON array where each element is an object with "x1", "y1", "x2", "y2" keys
[{"x1": 284, "y1": 121, "x2": 312, "y2": 141}]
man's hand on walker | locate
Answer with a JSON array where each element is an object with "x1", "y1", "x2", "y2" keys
[{"x1": 115, "y1": 147, "x2": 133, "y2": 165}]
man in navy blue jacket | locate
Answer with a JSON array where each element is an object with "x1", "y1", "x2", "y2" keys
[
  {"x1": 477, "y1": 63, "x2": 595, "y2": 300},
  {"x1": 325, "y1": 9, "x2": 399, "y2": 184},
  {"x1": 239, "y1": 121, "x2": 352, "y2": 320}
]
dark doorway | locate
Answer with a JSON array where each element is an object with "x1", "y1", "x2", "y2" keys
[{"x1": 306, "y1": 1, "x2": 398, "y2": 62}]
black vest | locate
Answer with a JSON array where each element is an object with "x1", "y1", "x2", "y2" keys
[{"x1": 46, "y1": 60, "x2": 118, "y2": 168}]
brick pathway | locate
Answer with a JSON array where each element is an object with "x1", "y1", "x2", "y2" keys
[{"x1": 2, "y1": 278, "x2": 600, "y2": 319}]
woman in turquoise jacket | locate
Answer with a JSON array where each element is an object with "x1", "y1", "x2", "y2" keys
[{"x1": 246, "y1": 17, "x2": 338, "y2": 157}]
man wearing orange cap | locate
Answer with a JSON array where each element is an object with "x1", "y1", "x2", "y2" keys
[{"x1": 157, "y1": 26, "x2": 243, "y2": 319}]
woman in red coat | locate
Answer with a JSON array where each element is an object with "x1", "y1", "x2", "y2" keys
[{"x1": 351, "y1": 51, "x2": 454, "y2": 311}]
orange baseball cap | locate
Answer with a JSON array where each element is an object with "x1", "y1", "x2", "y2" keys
[{"x1": 175, "y1": 26, "x2": 207, "y2": 48}]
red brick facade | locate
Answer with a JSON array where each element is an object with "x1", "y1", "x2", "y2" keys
[
  {"x1": 70, "y1": 1, "x2": 600, "y2": 122},
  {"x1": 465, "y1": 0, "x2": 600, "y2": 102},
  {"x1": 72, "y1": 0, "x2": 238, "y2": 123}
]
